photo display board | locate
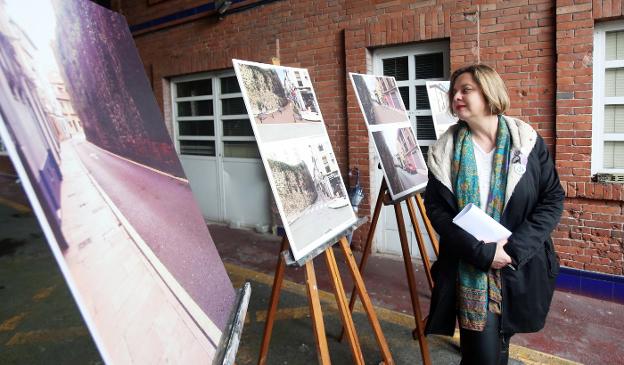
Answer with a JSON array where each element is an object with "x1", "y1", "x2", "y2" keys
[
  {"x1": 233, "y1": 60, "x2": 357, "y2": 261},
  {"x1": 0, "y1": 0, "x2": 241, "y2": 363},
  {"x1": 425, "y1": 81, "x2": 458, "y2": 139},
  {"x1": 349, "y1": 73, "x2": 428, "y2": 200}
]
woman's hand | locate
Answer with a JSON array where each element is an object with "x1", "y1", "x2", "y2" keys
[{"x1": 491, "y1": 239, "x2": 512, "y2": 269}]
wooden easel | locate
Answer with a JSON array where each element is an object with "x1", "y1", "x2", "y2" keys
[
  {"x1": 258, "y1": 47, "x2": 393, "y2": 365},
  {"x1": 257, "y1": 231, "x2": 395, "y2": 365},
  {"x1": 344, "y1": 178, "x2": 440, "y2": 365}
]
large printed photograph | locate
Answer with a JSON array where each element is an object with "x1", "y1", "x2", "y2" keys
[
  {"x1": 350, "y1": 73, "x2": 428, "y2": 199},
  {"x1": 235, "y1": 62, "x2": 321, "y2": 124},
  {"x1": 233, "y1": 60, "x2": 326, "y2": 143},
  {"x1": 0, "y1": 0, "x2": 237, "y2": 362},
  {"x1": 263, "y1": 135, "x2": 353, "y2": 257},
  {"x1": 350, "y1": 73, "x2": 409, "y2": 125},
  {"x1": 371, "y1": 126, "x2": 428, "y2": 196},
  {"x1": 425, "y1": 81, "x2": 458, "y2": 138},
  {"x1": 234, "y1": 60, "x2": 357, "y2": 260}
]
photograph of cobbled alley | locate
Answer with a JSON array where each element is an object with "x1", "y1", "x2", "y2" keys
[
  {"x1": 265, "y1": 135, "x2": 354, "y2": 256},
  {"x1": 0, "y1": 0, "x2": 236, "y2": 362},
  {"x1": 372, "y1": 126, "x2": 429, "y2": 196},
  {"x1": 237, "y1": 61, "x2": 322, "y2": 125}
]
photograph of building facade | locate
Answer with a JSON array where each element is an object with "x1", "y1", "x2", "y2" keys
[
  {"x1": 351, "y1": 73, "x2": 409, "y2": 125},
  {"x1": 371, "y1": 126, "x2": 429, "y2": 197},
  {"x1": 426, "y1": 80, "x2": 458, "y2": 138},
  {"x1": 264, "y1": 136, "x2": 353, "y2": 256},
  {"x1": 0, "y1": 0, "x2": 240, "y2": 362}
]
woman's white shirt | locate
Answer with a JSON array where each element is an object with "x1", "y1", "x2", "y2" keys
[{"x1": 472, "y1": 137, "x2": 494, "y2": 209}]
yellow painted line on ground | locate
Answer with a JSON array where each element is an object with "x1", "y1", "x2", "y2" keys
[
  {"x1": 226, "y1": 263, "x2": 424, "y2": 329},
  {"x1": 5, "y1": 326, "x2": 88, "y2": 346},
  {"x1": 225, "y1": 262, "x2": 581, "y2": 365},
  {"x1": 0, "y1": 312, "x2": 28, "y2": 332},
  {"x1": 32, "y1": 285, "x2": 57, "y2": 301},
  {"x1": 0, "y1": 196, "x2": 30, "y2": 213}
]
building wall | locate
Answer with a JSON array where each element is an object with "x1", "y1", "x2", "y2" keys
[
  {"x1": 554, "y1": 0, "x2": 624, "y2": 275},
  {"x1": 121, "y1": 0, "x2": 624, "y2": 276}
]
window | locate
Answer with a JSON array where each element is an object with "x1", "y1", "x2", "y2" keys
[
  {"x1": 374, "y1": 41, "x2": 450, "y2": 162},
  {"x1": 172, "y1": 71, "x2": 259, "y2": 159},
  {"x1": 593, "y1": 22, "x2": 624, "y2": 174}
]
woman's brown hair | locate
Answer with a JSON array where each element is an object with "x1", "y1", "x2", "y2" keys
[{"x1": 448, "y1": 64, "x2": 510, "y2": 116}]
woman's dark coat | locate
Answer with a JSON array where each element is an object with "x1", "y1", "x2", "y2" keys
[{"x1": 424, "y1": 116, "x2": 565, "y2": 336}]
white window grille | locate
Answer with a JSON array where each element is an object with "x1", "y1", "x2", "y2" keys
[
  {"x1": 171, "y1": 70, "x2": 259, "y2": 160},
  {"x1": 593, "y1": 22, "x2": 624, "y2": 174}
]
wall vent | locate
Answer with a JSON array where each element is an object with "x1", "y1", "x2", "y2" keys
[{"x1": 593, "y1": 173, "x2": 624, "y2": 183}]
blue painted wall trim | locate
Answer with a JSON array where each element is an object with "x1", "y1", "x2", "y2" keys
[
  {"x1": 557, "y1": 266, "x2": 624, "y2": 304},
  {"x1": 129, "y1": 0, "x2": 278, "y2": 33},
  {"x1": 129, "y1": 3, "x2": 217, "y2": 33}
]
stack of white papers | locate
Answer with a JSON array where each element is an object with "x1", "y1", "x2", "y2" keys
[{"x1": 452, "y1": 203, "x2": 511, "y2": 243}]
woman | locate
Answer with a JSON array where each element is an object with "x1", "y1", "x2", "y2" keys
[{"x1": 424, "y1": 64, "x2": 564, "y2": 365}]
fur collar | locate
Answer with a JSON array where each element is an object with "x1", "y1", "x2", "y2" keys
[{"x1": 427, "y1": 115, "x2": 537, "y2": 205}]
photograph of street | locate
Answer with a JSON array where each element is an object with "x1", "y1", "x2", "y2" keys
[
  {"x1": 350, "y1": 73, "x2": 409, "y2": 125},
  {"x1": 263, "y1": 135, "x2": 356, "y2": 260},
  {"x1": 371, "y1": 126, "x2": 428, "y2": 199},
  {"x1": 0, "y1": 0, "x2": 237, "y2": 363},
  {"x1": 234, "y1": 60, "x2": 322, "y2": 127},
  {"x1": 426, "y1": 81, "x2": 458, "y2": 138}
]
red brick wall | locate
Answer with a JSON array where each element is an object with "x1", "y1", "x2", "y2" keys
[
  {"x1": 553, "y1": 0, "x2": 624, "y2": 275},
  {"x1": 130, "y1": 1, "x2": 349, "y2": 171},
  {"x1": 345, "y1": 0, "x2": 558, "y2": 247},
  {"x1": 123, "y1": 0, "x2": 624, "y2": 275}
]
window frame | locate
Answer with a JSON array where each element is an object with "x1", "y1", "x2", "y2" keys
[
  {"x1": 593, "y1": 21, "x2": 624, "y2": 174},
  {"x1": 171, "y1": 70, "x2": 259, "y2": 161}
]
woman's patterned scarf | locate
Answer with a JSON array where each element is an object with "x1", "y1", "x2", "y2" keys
[{"x1": 451, "y1": 116, "x2": 511, "y2": 331}]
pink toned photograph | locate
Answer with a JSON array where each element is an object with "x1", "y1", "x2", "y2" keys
[
  {"x1": 0, "y1": 0, "x2": 240, "y2": 363},
  {"x1": 350, "y1": 73, "x2": 428, "y2": 200},
  {"x1": 350, "y1": 73, "x2": 409, "y2": 125},
  {"x1": 426, "y1": 81, "x2": 458, "y2": 138},
  {"x1": 371, "y1": 126, "x2": 428, "y2": 198}
]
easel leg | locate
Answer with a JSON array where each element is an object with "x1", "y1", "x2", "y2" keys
[
  {"x1": 325, "y1": 246, "x2": 365, "y2": 365},
  {"x1": 305, "y1": 260, "x2": 331, "y2": 364},
  {"x1": 415, "y1": 193, "x2": 439, "y2": 257},
  {"x1": 345, "y1": 181, "x2": 386, "y2": 324},
  {"x1": 406, "y1": 198, "x2": 434, "y2": 290},
  {"x1": 257, "y1": 237, "x2": 288, "y2": 365},
  {"x1": 339, "y1": 237, "x2": 394, "y2": 365},
  {"x1": 394, "y1": 204, "x2": 432, "y2": 365}
]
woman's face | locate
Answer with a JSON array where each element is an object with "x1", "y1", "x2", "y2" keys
[{"x1": 451, "y1": 72, "x2": 491, "y2": 122}]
